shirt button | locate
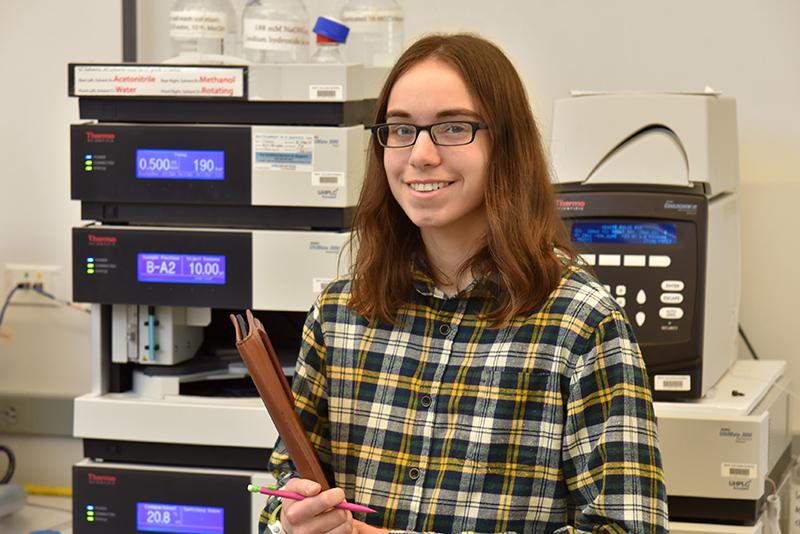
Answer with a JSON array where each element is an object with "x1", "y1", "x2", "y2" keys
[
  {"x1": 408, "y1": 467, "x2": 421, "y2": 480},
  {"x1": 420, "y1": 395, "x2": 432, "y2": 408},
  {"x1": 438, "y1": 324, "x2": 451, "y2": 336}
]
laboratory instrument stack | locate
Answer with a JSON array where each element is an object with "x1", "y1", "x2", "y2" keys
[
  {"x1": 66, "y1": 55, "x2": 387, "y2": 532},
  {"x1": 551, "y1": 92, "x2": 792, "y2": 532}
]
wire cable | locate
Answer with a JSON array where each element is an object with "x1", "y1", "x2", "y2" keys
[
  {"x1": 0, "y1": 444, "x2": 16, "y2": 484},
  {"x1": 0, "y1": 284, "x2": 24, "y2": 329},
  {"x1": 739, "y1": 324, "x2": 760, "y2": 360}
]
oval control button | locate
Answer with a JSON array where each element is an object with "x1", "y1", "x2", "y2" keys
[
  {"x1": 636, "y1": 289, "x2": 647, "y2": 305},
  {"x1": 661, "y1": 280, "x2": 685, "y2": 291},
  {"x1": 649, "y1": 255, "x2": 671, "y2": 268},
  {"x1": 661, "y1": 293, "x2": 684, "y2": 304},
  {"x1": 615, "y1": 297, "x2": 626, "y2": 308},
  {"x1": 635, "y1": 311, "x2": 646, "y2": 326},
  {"x1": 659, "y1": 307, "x2": 684, "y2": 320}
]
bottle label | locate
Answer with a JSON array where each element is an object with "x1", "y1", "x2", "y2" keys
[
  {"x1": 340, "y1": 9, "x2": 403, "y2": 22},
  {"x1": 169, "y1": 10, "x2": 227, "y2": 39},
  {"x1": 243, "y1": 19, "x2": 310, "y2": 51}
]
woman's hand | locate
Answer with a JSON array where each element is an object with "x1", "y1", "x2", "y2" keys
[
  {"x1": 354, "y1": 520, "x2": 390, "y2": 534},
  {"x1": 280, "y1": 478, "x2": 354, "y2": 534}
]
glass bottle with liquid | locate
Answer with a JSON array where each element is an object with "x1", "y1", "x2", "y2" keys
[
  {"x1": 169, "y1": 0, "x2": 236, "y2": 58},
  {"x1": 339, "y1": 0, "x2": 404, "y2": 67},
  {"x1": 241, "y1": 0, "x2": 310, "y2": 63}
]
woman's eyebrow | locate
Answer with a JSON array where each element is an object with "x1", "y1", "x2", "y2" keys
[
  {"x1": 436, "y1": 108, "x2": 481, "y2": 119},
  {"x1": 385, "y1": 108, "x2": 482, "y2": 121}
]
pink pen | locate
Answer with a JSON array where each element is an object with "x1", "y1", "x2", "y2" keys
[{"x1": 247, "y1": 483, "x2": 377, "y2": 514}]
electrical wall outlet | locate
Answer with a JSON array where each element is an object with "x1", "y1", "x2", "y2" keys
[{"x1": 3, "y1": 263, "x2": 61, "y2": 306}]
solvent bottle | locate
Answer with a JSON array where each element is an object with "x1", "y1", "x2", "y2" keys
[
  {"x1": 339, "y1": 0, "x2": 404, "y2": 67},
  {"x1": 169, "y1": 0, "x2": 236, "y2": 58},
  {"x1": 241, "y1": 0, "x2": 310, "y2": 63},
  {"x1": 310, "y1": 17, "x2": 350, "y2": 64}
]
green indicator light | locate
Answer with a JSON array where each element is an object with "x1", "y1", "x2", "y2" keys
[
  {"x1": 87, "y1": 263, "x2": 95, "y2": 268},
  {"x1": 87, "y1": 269, "x2": 95, "y2": 274},
  {"x1": 87, "y1": 517, "x2": 95, "y2": 522},
  {"x1": 87, "y1": 511, "x2": 95, "y2": 516}
]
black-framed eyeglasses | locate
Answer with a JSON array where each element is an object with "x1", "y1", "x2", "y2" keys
[{"x1": 371, "y1": 121, "x2": 488, "y2": 148}]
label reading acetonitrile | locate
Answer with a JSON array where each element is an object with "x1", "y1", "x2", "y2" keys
[
  {"x1": 253, "y1": 133, "x2": 313, "y2": 172},
  {"x1": 169, "y1": 10, "x2": 227, "y2": 38},
  {"x1": 243, "y1": 19, "x2": 309, "y2": 51}
]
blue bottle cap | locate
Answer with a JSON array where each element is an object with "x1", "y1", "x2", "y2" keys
[{"x1": 313, "y1": 16, "x2": 349, "y2": 44}]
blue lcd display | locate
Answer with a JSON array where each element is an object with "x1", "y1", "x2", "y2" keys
[
  {"x1": 137, "y1": 253, "x2": 226, "y2": 285},
  {"x1": 136, "y1": 502, "x2": 224, "y2": 533},
  {"x1": 572, "y1": 222, "x2": 678, "y2": 245},
  {"x1": 136, "y1": 149, "x2": 224, "y2": 180}
]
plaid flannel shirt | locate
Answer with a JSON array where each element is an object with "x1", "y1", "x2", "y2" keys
[{"x1": 260, "y1": 264, "x2": 668, "y2": 533}]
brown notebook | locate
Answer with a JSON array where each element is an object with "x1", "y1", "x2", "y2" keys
[{"x1": 231, "y1": 310, "x2": 330, "y2": 490}]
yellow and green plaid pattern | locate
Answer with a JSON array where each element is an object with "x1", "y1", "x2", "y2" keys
[{"x1": 260, "y1": 265, "x2": 668, "y2": 533}]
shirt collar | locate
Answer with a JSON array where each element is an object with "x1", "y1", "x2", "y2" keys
[{"x1": 411, "y1": 257, "x2": 497, "y2": 300}]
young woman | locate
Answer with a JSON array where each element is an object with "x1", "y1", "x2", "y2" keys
[{"x1": 260, "y1": 33, "x2": 668, "y2": 534}]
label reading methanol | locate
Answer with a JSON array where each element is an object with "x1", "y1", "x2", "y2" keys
[
  {"x1": 654, "y1": 375, "x2": 691, "y2": 391},
  {"x1": 722, "y1": 463, "x2": 757, "y2": 479},
  {"x1": 254, "y1": 133, "x2": 313, "y2": 171}
]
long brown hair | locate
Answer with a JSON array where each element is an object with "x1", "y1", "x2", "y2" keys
[{"x1": 348, "y1": 33, "x2": 576, "y2": 325}]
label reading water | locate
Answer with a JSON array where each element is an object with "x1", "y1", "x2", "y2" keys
[
  {"x1": 243, "y1": 19, "x2": 309, "y2": 51},
  {"x1": 169, "y1": 10, "x2": 227, "y2": 38},
  {"x1": 254, "y1": 133, "x2": 313, "y2": 171},
  {"x1": 721, "y1": 463, "x2": 757, "y2": 479},
  {"x1": 654, "y1": 375, "x2": 691, "y2": 391}
]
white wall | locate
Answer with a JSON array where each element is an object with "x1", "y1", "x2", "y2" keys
[{"x1": 0, "y1": 0, "x2": 122, "y2": 487}]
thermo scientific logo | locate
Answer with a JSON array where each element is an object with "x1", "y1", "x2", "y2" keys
[
  {"x1": 556, "y1": 199, "x2": 586, "y2": 212},
  {"x1": 85, "y1": 131, "x2": 116, "y2": 143},
  {"x1": 88, "y1": 472, "x2": 117, "y2": 485},
  {"x1": 88, "y1": 234, "x2": 118, "y2": 246}
]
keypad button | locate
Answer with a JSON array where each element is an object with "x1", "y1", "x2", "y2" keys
[
  {"x1": 598, "y1": 254, "x2": 621, "y2": 267},
  {"x1": 408, "y1": 467, "x2": 421, "y2": 480},
  {"x1": 420, "y1": 395, "x2": 432, "y2": 408},
  {"x1": 649, "y1": 255, "x2": 672, "y2": 268},
  {"x1": 659, "y1": 307, "x2": 684, "y2": 320},
  {"x1": 661, "y1": 280, "x2": 685, "y2": 292},
  {"x1": 615, "y1": 285, "x2": 627, "y2": 296},
  {"x1": 624, "y1": 255, "x2": 647, "y2": 267},
  {"x1": 615, "y1": 297, "x2": 626, "y2": 308},
  {"x1": 579, "y1": 254, "x2": 596, "y2": 266},
  {"x1": 636, "y1": 289, "x2": 647, "y2": 305},
  {"x1": 660, "y1": 293, "x2": 684, "y2": 304},
  {"x1": 439, "y1": 324, "x2": 451, "y2": 336},
  {"x1": 603, "y1": 284, "x2": 612, "y2": 293},
  {"x1": 635, "y1": 311, "x2": 646, "y2": 326}
]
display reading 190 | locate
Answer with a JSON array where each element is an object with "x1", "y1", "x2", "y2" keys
[
  {"x1": 136, "y1": 502, "x2": 224, "y2": 533},
  {"x1": 135, "y1": 149, "x2": 224, "y2": 180}
]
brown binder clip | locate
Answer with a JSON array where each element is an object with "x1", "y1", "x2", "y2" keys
[{"x1": 231, "y1": 310, "x2": 330, "y2": 490}]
